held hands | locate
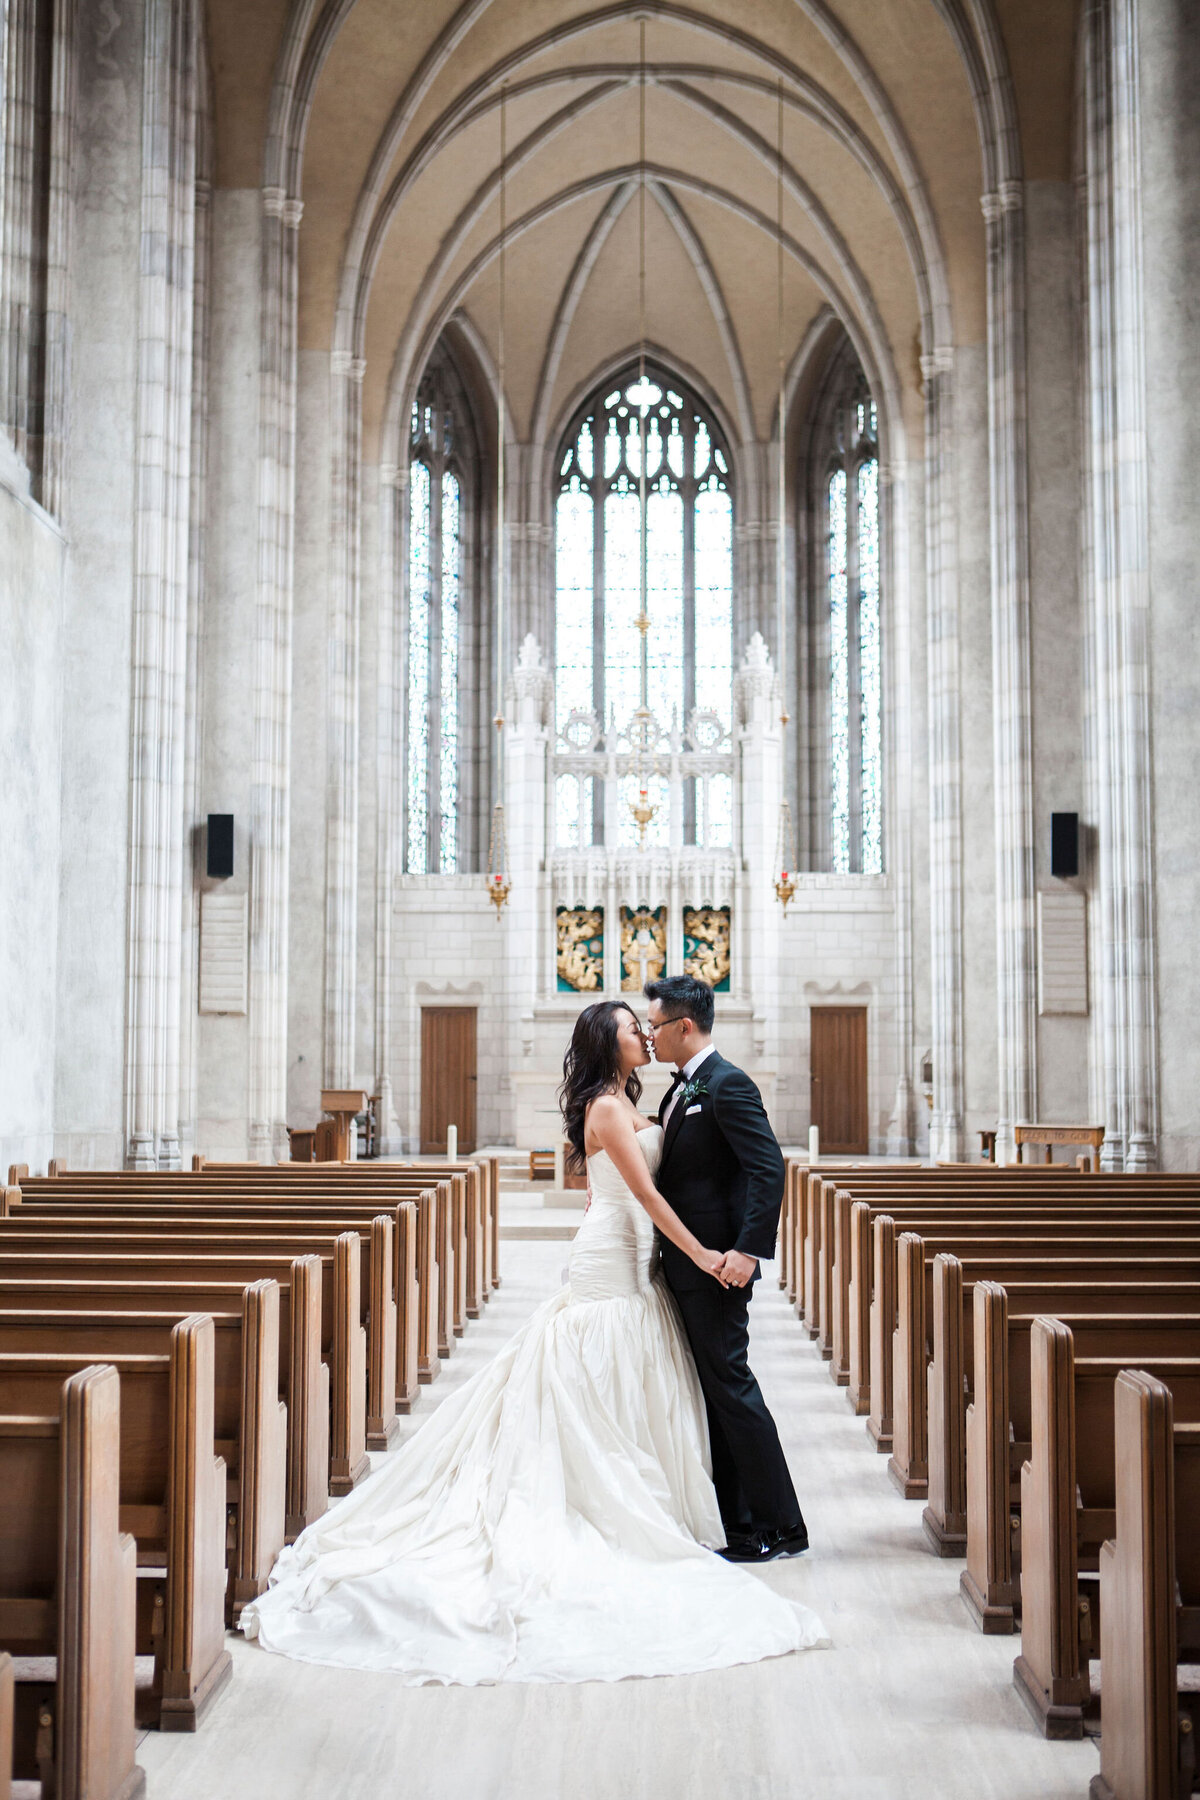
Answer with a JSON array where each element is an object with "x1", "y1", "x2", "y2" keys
[
  {"x1": 694, "y1": 1247, "x2": 731, "y2": 1286},
  {"x1": 713, "y1": 1249, "x2": 758, "y2": 1290}
]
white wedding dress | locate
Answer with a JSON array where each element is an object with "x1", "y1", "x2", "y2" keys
[{"x1": 241, "y1": 1124, "x2": 828, "y2": 1683}]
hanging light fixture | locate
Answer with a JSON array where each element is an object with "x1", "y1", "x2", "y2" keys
[
  {"x1": 772, "y1": 79, "x2": 797, "y2": 914},
  {"x1": 486, "y1": 81, "x2": 511, "y2": 916},
  {"x1": 626, "y1": 19, "x2": 661, "y2": 847}
]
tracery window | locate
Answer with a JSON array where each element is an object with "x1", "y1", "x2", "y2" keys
[
  {"x1": 554, "y1": 367, "x2": 733, "y2": 847},
  {"x1": 407, "y1": 363, "x2": 468, "y2": 873},
  {"x1": 824, "y1": 387, "x2": 882, "y2": 874}
]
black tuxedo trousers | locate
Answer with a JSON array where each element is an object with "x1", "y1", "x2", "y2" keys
[{"x1": 656, "y1": 1054, "x2": 804, "y2": 1538}]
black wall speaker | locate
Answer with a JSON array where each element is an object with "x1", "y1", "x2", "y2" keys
[
  {"x1": 206, "y1": 813, "x2": 234, "y2": 880},
  {"x1": 1051, "y1": 812, "x2": 1079, "y2": 879}
]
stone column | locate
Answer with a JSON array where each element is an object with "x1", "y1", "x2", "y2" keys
[
  {"x1": 248, "y1": 183, "x2": 302, "y2": 1161},
  {"x1": 0, "y1": 0, "x2": 76, "y2": 510},
  {"x1": 323, "y1": 348, "x2": 365, "y2": 1087},
  {"x1": 1080, "y1": 0, "x2": 1159, "y2": 1169},
  {"x1": 372, "y1": 461, "x2": 405, "y2": 1153},
  {"x1": 982, "y1": 181, "x2": 1037, "y2": 1159},
  {"x1": 882, "y1": 455, "x2": 915, "y2": 1155},
  {"x1": 922, "y1": 349, "x2": 966, "y2": 1160},
  {"x1": 124, "y1": 0, "x2": 200, "y2": 1169},
  {"x1": 504, "y1": 637, "x2": 553, "y2": 1079},
  {"x1": 733, "y1": 634, "x2": 782, "y2": 1060}
]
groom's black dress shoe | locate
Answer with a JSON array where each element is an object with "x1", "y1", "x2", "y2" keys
[{"x1": 717, "y1": 1527, "x2": 809, "y2": 1563}]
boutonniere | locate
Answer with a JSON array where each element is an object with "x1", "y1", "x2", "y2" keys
[{"x1": 678, "y1": 1078, "x2": 709, "y2": 1109}]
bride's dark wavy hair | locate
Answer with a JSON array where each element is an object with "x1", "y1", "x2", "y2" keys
[{"x1": 559, "y1": 1000, "x2": 645, "y2": 1173}]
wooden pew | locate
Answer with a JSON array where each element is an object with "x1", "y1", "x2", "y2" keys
[
  {"x1": 0, "y1": 1288, "x2": 286, "y2": 1624},
  {"x1": 0, "y1": 1235, "x2": 370, "y2": 1497},
  {"x1": 812, "y1": 1172, "x2": 1200, "y2": 1370},
  {"x1": 10, "y1": 1187, "x2": 426, "y2": 1415},
  {"x1": 836, "y1": 1186, "x2": 1200, "y2": 1401},
  {"x1": 0, "y1": 1267, "x2": 329, "y2": 1533},
  {"x1": 18, "y1": 1167, "x2": 465, "y2": 1353},
  {"x1": 0, "y1": 1327, "x2": 231, "y2": 1731},
  {"x1": 1, "y1": 1212, "x2": 396, "y2": 1455},
  {"x1": 1014, "y1": 1319, "x2": 1200, "y2": 1738},
  {"x1": 1092, "y1": 1371, "x2": 1200, "y2": 1800},
  {"x1": 952, "y1": 1278, "x2": 1200, "y2": 1627},
  {"x1": 0, "y1": 1364, "x2": 145, "y2": 1797},
  {"x1": 885, "y1": 1233, "x2": 1200, "y2": 1496},
  {"x1": 790, "y1": 1165, "x2": 1200, "y2": 1336},
  {"x1": 32, "y1": 1157, "x2": 492, "y2": 1315}
]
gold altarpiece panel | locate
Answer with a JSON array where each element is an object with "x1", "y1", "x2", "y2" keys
[
  {"x1": 620, "y1": 907, "x2": 666, "y2": 992},
  {"x1": 683, "y1": 906, "x2": 731, "y2": 992},
  {"x1": 556, "y1": 907, "x2": 604, "y2": 992}
]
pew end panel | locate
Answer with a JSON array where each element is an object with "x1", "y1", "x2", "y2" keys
[
  {"x1": 232, "y1": 1281, "x2": 288, "y2": 1624},
  {"x1": 923, "y1": 1254, "x2": 966, "y2": 1556},
  {"x1": 1013, "y1": 1317, "x2": 1091, "y2": 1739},
  {"x1": 329, "y1": 1234, "x2": 369, "y2": 1497},
  {"x1": 888, "y1": 1233, "x2": 929, "y2": 1499},
  {"x1": 1091, "y1": 1373, "x2": 1192, "y2": 1800},
  {"x1": 867, "y1": 1214, "x2": 896, "y2": 1453},
  {"x1": 158, "y1": 1315, "x2": 233, "y2": 1732},
  {"x1": 961, "y1": 1282, "x2": 1018, "y2": 1634}
]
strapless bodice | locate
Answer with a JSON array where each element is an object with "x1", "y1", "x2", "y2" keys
[{"x1": 568, "y1": 1124, "x2": 663, "y2": 1301}]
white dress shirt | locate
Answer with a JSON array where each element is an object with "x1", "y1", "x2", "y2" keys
[{"x1": 661, "y1": 1042, "x2": 717, "y2": 1133}]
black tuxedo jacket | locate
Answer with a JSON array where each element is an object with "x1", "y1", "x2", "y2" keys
[{"x1": 654, "y1": 1052, "x2": 785, "y2": 1292}]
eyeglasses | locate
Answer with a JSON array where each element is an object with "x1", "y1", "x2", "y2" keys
[{"x1": 647, "y1": 1016, "x2": 686, "y2": 1035}]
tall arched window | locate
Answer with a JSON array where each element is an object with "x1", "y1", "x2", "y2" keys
[
  {"x1": 824, "y1": 384, "x2": 882, "y2": 873},
  {"x1": 407, "y1": 359, "x2": 474, "y2": 873},
  {"x1": 554, "y1": 367, "x2": 732, "y2": 845}
]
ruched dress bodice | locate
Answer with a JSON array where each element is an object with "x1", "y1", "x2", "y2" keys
[
  {"x1": 241, "y1": 1116, "x2": 827, "y2": 1684},
  {"x1": 567, "y1": 1124, "x2": 662, "y2": 1300}
]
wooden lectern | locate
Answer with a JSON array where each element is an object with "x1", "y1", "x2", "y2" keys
[{"x1": 319, "y1": 1089, "x2": 368, "y2": 1162}]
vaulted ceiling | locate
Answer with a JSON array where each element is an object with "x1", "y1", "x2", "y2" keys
[{"x1": 207, "y1": 0, "x2": 1077, "y2": 462}]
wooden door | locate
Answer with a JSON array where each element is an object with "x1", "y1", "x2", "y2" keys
[
  {"x1": 809, "y1": 1006, "x2": 868, "y2": 1154},
  {"x1": 420, "y1": 1008, "x2": 477, "y2": 1154}
]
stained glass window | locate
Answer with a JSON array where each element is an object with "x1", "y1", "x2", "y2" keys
[
  {"x1": 554, "y1": 369, "x2": 732, "y2": 846},
  {"x1": 407, "y1": 363, "x2": 469, "y2": 873},
  {"x1": 824, "y1": 381, "x2": 882, "y2": 873}
]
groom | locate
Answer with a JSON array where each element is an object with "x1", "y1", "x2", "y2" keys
[{"x1": 645, "y1": 974, "x2": 808, "y2": 1563}]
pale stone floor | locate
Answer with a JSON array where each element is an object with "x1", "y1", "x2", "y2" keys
[{"x1": 139, "y1": 1238, "x2": 1099, "y2": 1800}]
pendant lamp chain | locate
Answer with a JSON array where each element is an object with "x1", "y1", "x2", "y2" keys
[
  {"x1": 773, "y1": 79, "x2": 798, "y2": 914},
  {"x1": 627, "y1": 18, "x2": 660, "y2": 846},
  {"x1": 487, "y1": 81, "x2": 511, "y2": 917}
]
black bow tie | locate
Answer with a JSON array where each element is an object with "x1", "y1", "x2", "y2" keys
[{"x1": 666, "y1": 1069, "x2": 686, "y2": 1095}]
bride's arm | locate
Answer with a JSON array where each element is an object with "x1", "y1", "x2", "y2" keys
[{"x1": 588, "y1": 1098, "x2": 728, "y2": 1284}]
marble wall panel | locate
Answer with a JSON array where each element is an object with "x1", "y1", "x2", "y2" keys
[
  {"x1": 52, "y1": 1, "x2": 142, "y2": 1166},
  {"x1": 0, "y1": 483, "x2": 65, "y2": 1173},
  {"x1": 1025, "y1": 181, "x2": 1089, "y2": 1123},
  {"x1": 286, "y1": 349, "x2": 334, "y2": 1127},
  {"x1": 954, "y1": 346, "x2": 1000, "y2": 1146},
  {"x1": 1140, "y1": 0, "x2": 1200, "y2": 1167},
  {"x1": 195, "y1": 188, "x2": 259, "y2": 1159}
]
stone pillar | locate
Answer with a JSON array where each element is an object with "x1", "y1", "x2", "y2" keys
[
  {"x1": 1080, "y1": 0, "x2": 1159, "y2": 1169},
  {"x1": 323, "y1": 348, "x2": 365, "y2": 1087},
  {"x1": 248, "y1": 183, "x2": 302, "y2": 1161},
  {"x1": 178, "y1": 154, "x2": 212, "y2": 1167},
  {"x1": 504, "y1": 637, "x2": 553, "y2": 1077},
  {"x1": 882, "y1": 455, "x2": 915, "y2": 1156},
  {"x1": 982, "y1": 181, "x2": 1037, "y2": 1160},
  {"x1": 0, "y1": 0, "x2": 75, "y2": 510},
  {"x1": 733, "y1": 634, "x2": 782, "y2": 1059},
  {"x1": 372, "y1": 462, "x2": 405, "y2": 1153},
  {"x1": 124, "y1": 0, "x2": 201, "y2": 1169},
  {"x1": 922, "y1": 350, "x2": 966, "y2": 1160}
]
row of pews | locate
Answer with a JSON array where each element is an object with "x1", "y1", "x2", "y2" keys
[
  {"x1": 780, "y1": 1160, "x2": 1200, "y2": 1800},
  {"x1": 0, "y1": 1154, "x2": 499, "y2": 1800}
]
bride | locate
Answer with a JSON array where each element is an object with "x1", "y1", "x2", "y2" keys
[{"x1": 241, "y1": 999, "x2": 827, "y2": 1684}]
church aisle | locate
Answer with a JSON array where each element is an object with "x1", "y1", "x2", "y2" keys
[{"x1": 138, "y1": 1239, "x2": 1099, "y2": 1800}]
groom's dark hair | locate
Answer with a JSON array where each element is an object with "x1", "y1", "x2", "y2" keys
[{"x1": 644, "y1": 973, "x2": 715, "y2": 1035}]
